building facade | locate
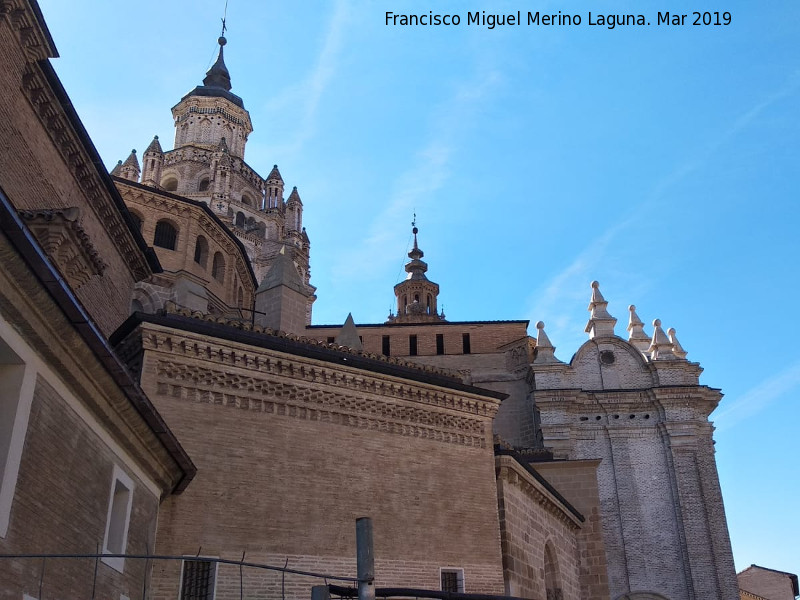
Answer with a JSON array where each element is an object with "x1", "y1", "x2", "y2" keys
[{"x1": 0, "y1": 2, "x2": 741, "y2": 600}]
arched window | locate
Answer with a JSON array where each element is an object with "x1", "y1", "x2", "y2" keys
[
  {"x1": 241, "y1": 193, "x2": 254, "y2": 207},
  {"x1": 544, "y1": 543, "x2": 561, "y2": 600},
  {"x1": 198, "y1": 177, "x2": 210, "y2": 192},
  {"x1": 235, "y1": 212, "x2": 245, "y2": 228},
  {"x1": 162, "y1": 176, "x2": 178, "y2": 192},
  {"x1": 211, "y1": 252, "x2": 225, "y2": 283},
  {"x1": 200, "y1": 118, "x2": 212, "y2": 143},
  {"x1": 193, "y1": 236, "x2": 209, "y2": 267},
  {"x1": 153, "y1": 220, "x2": 177, "y2": 250}
]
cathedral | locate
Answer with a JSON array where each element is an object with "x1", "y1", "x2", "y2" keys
[{"x1": 0, "y1": 2, "x2": 740, "y2": 600}]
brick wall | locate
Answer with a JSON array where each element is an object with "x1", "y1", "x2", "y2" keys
[
  {"x1": 118, "y1": 181, "x2": 255, "y2": 311},
  {"x1": 0, "y1": 13, "x2": 148, "y2": 337},
  {"x1": 535, "y1": 335, "x2": 738, "y2": 600},
  {"x1": 308, "y1": 322, "x2": 529, "y2": 359},
  {"x1": 134, "y1": 322, "x2": 506, "y2": 600},
  {"x1": 0, "y1": 378, "x2": 160, "y2": 599},
  {"x1": 532, "y1": 460, "x2": 610, "y2": 599},
  {"x1": 737, "y1": 566, "x2": 797, "y2": 600},
  {"x1": 495, "y1": 456, "x2": 585, "y2": 600}
]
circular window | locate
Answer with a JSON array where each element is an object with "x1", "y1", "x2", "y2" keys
[{"x1": 600, "y1": 350, "x2": 615, "y2": 365}]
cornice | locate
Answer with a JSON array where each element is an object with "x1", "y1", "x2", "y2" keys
[
  {"x1": 18, "y1": 61, "x2": 152, "y2": 281},
  {"x1": 496, "y1": 455, "x2": 583, "y2": 530},
  {"x1": 0, "y1": 0, "x2": 57, "y2": 62},
  {"x1": 137, "y1": 325, "x2": 499, "y2": 449}
]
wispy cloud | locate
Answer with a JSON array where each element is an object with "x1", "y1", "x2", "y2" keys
[
  {"x1": 714, "y1": 360, "x2": 800, "y2": 431},
  {"x1": 334, "y1": 68, "x2": 502, "y2": 280},
  {"x1": 526, "y1": 73, "x2": 800, "y2": 353},
  {"x1": 524, "y1": 217, "x2": 636, "y2": 354},
  {"x1": 264, "y1": 0, "x2": 350, "y2": 155}
]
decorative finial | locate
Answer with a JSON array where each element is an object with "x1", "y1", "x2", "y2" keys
[
  {"x1": 667, "y1": 327, "x2": 688, "y2": 359},
  {"x1": 533, "y1": 321, "x2": 563, "y2": 365},
  {"x1": 648, "y1": 318, "x2": 676, "y2": 360},
  {"x1": 585, "y1": 280, "x2": 616, "y2": 339},
  {"x1": 627, "y1": 304, "x2": 650, "y2": 353}
]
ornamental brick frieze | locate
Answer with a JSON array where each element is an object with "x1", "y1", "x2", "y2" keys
[
  {"x1": 20, "y1": 207, "x2": 107, "y2": 288},
  {"x1": 0, "y1": 0, "x2": 51, "y2": 61},
  {"x1": 142, "y1": 329, "x2": 499, "y2": 419},
  {"x1": 18, "y1": 65, "x2": 150, "y2": 281},
  {"x1": 497, "y1": 461, "x2": 581, "y2": 530},
  {"x1": 153, "y1": 357, "x2": 488, "y2": 448}
]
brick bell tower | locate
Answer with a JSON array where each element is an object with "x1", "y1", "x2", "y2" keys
[{"x1": 387, "y1": 221, "x2": 446, "y2": 324}]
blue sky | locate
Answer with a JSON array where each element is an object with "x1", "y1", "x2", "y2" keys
[{"x1": 39, "y1": 0, "x2": 799, "y2": 575}]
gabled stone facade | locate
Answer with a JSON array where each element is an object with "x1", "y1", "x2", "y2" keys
[{"x1": 532, "y1": 283, "x2": 738, "y2": 600}]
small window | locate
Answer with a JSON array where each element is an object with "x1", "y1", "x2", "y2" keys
[
  {"x1": 409, "y1": 335, "x2": 418, "y2": 356},
  {"x1": 154, "y1": 220, "x2": 177, "y2": 250},
  {"x1": 436, "y1": 334, "x2": 444, "y2": 355},
  {"x1": 211, "y1": 252, "x2": 225, "y2": 283},
  {"x1": 162, "y1": 177, "x2": 178, "y2": 192},
  {"x1": 440, "y1": 568, "x2": 464, "y2": 593},
  {"x1": 101, "y1": 466, "x2": 134, "y2": 572},
  {"x1": 235, "y1": 212, "x2": 245, "y2": 228},
  {"x1": 237, "y1": 287, "x2": 244, "y2": 308},
  {"x1": 382, "y1": 335, "x2": 390, "y2": 356},
  {"x1": 180, "y1": 558, "x2": 217, "y2": 600},
  {"x1": 198, "y1": 177, "x2": 210, "y2": 192},
  {"x1": 194, "y1": 236, "x2": 209, "y2": 267},
  {"x1": 462, "y1": 333, "x2": 471, "y2": 355}
]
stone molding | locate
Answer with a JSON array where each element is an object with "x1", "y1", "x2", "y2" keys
[
  {"x1": 496, "y1": 455, "x2": 582, "y2": 530},
  {"x1": 20, "y1": 207, "x2": 106, "y2": 288}
]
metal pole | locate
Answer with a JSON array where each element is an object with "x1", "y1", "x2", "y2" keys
[{"x1": 356, "y1": 517, "x2": 375, "y2": 600}]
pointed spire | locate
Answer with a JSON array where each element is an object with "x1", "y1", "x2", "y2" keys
[
  {"x1": 203, "y1": 36, "x2": 232, "y2": 91},
  {"x1": 404, "y1": 222, "x2": 428, "y2": 279},
  {"x1": 287, "y1": 186, "x2": 302, "y2": 206},
  {"x1": 110, "y1": 160, "x2": 123, "y2": 176},
  {"x1": 122, "y1": 149, "x2": 139, "y2": 169},
  {"x1": 256, "y1": 246, "x2": 305, "y2": 293},
  {"x1": 144, "y1": 135, "x2": 163, "y2": 155},
  {"x1": 668, "y1": 327, "x2": 688, "y2": 359},
  {"x1": 648, "y1": 319, "x2": 676, "y2": 360},
  {"x1": 334, "y1": 313, "x2": 363, "y2": 351},
  {"x1": 533, "y1": 321, "x2": 563, "y2": 365},
  {"x1": 118, "y1": 149, "x2": 140, "y2": 182},
  {"x1": 627, "y1": 305, "x2": 651, "y2": 353},
  {"x1": 267, "y1": 164, "x2": 283, "y2": 182},
  {"x1": 585, "y1": 281, "x2": 617, "y2": 338}
]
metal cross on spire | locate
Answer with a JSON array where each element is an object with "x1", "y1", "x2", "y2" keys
[{"x1": 220, "y1": 0, "x2": 229, "y2": 37}]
